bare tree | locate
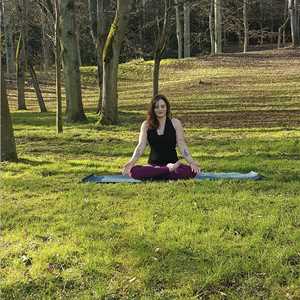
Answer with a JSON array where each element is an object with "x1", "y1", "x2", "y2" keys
[
  {"x1": 183, "y1": 0, "x2": 190, "y2": 57},
  {"x1": 60, "y1": 0, "x2": 86, "y2": 122},
  {"x1": 0, "y1": 0, "x2": 17, "y2": 161},
  {"x1": 175, "y1": 0, "x2": 183, "y2": 58},
  {"x1": 243, "y1": 0, "x2": 248, "y2": 53},
  {"x1": 2, "y1": 0, "x2": 15, "y2": 74},
  {"x1": 54, "y1": 0, "x2": 63, "y2": 133},
  {"x1": 289, "y1": 0, "x2": 300, "y2": 47},
  {"x1": 209, "y1": 0, "x2": 215, "y2": 54},
  {"x1": 88, "y1": 0, "x2": 106, "y2": 114},
  {"x1": 214, "y1": 0, "x2": 222, "y2": 54},
  {"x1": 278, "y1": 0, "x2": 290, "y2": 48},
  {"x1": 152, "y1": 0, "x2": 172, "y2": 97},
  {"x1": 99, "y1": 0, "x2": 133, "y2": 125},
  {"x1": 16, "y1": 0, "x2": 27, "y2": 110}
]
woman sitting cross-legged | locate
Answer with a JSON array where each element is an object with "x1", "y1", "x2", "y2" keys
[{"x1": 122, "y1": 94, "x2": 201, "y2": 180}]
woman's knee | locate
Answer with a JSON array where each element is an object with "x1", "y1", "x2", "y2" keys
[
  {"x1": 176, "y1": 164, "x2": 196, "y2": 178},
  {"x1": 130, "y1": 166, "x2": 143, "y2": 180}
]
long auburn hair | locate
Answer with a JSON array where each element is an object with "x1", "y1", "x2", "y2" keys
[{"x1": 147, "y1": 94, "x2": 171, "y2": 129}]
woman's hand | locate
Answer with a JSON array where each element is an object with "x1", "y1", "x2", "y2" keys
[
  {"x1": 190, "y1": 161, "x2": 201, "y2": 174},
  {"x1": 122, "y1": 161, "x2": 135, "y2": 176}
]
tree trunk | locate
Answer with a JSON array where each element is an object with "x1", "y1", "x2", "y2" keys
[
  {"x1": 175, "y1": 0, "x2": 183, "y2": 59},
  {"x1": 54, "y1": 0, "x2": 63, "y2": 133},
  {"x1": 2, "y1": 1, "x2": 15, "y2": 74},
  {"x1": 243, "y1": 0, "x2": 248, "y2": 53},
  {"x1": 28, "y1": 63, "x2": 47, "y2": 113},
  {"x1": 99, "y1": 0, "x2": 133, "y2": 125},
  {"x1": 259, "y1": 0, "x2": 264, "y2": 45},
  {"x1": 88, "y1": 0, "x2": 106, "y2": 114},
  {"x1": 153, "y1": 55, "x2": 160, "y2": 98},
  {"x1": 16, "y1": 34, "x2": 26, "y2": 110},
  {"x1": 16, "y1": 0, "x2": 27, "y2": 110},
  {"x1": 60, "y1": 0, "x2": 86, "y2": 122},
  {"x1": 209, "y1": 0, "x2": 215, "y2": 55},
  {"x1": 289, "y1": 0, "x2": 300, "y2": 47},
  {"x1": 283, "y1": 0, "x2": 288, "y2": 46},
  {"x1": 183, "y1": 1, "x2": 190, "y2": 58},
  {"x1": 40, "y1": 7, "x2": 51, "y2": 71},
  {"x1": 0, "y1": 2, "x2": 18, "y2": 162},
  {"x1": 214, "y1": 0, "x2": 222, "y2": 54},
  {"x1": 278, "y1": 15, "x2": 290, "y2": 48},
  {"x1": 152, "y1": 0, "x2": 171, "y2": 98}
]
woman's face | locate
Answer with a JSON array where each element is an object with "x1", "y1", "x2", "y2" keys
[{"x1": 154, "y1": 99, "x2": 167, "y2": 118}]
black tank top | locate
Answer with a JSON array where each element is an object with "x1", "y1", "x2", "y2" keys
[{"x1": 147, "y1": 118, "x2": 179, "y2": 165}]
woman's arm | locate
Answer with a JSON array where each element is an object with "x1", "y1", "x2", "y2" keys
[
  {"x1": 122, "y1": 121, "x2": 148, "y2": 175},
  {"x1": 128, "y1": 121, "x2": 148, "y2": 164},
  {"x1": 172, "y1": 118, "x2": 200, "y2": 173}
]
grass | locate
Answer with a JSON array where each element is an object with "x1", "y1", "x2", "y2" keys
[{"x1": 1, "y1": 48, "x2": 300, "y2": 299}]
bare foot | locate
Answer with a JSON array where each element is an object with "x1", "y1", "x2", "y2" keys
[{"x1": 166, "y1": 161, "x2": 181, "y2": 172}]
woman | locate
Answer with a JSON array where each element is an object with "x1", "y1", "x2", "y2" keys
[{"x1": 122, "y1": 94, "x2": 200, "y2": 180}]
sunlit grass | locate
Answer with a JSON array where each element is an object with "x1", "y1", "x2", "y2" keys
[{"x1": 1, "y1": 49, "x2": 300, "y2": 299}]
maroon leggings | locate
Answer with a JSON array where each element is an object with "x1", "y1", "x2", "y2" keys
[{"x1": 130, "y1": 164, "x2": 196, "y2": 181}]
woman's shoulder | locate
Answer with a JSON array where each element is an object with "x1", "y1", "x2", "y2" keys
[
  {"x1": 170, "y1": 117, "x2": 182, "y2": 128},
  {"x1": 141, "y1": 120, "x2": 149, "y2": 130}
]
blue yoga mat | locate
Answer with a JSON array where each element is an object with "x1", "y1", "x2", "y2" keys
[{"x1": 82, "y1": 171, "x2": 262, "y2": 183}]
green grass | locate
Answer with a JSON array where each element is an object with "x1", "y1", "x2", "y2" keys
[{"x1": 1, "y1": 49, "x2": 300, "y2": 299}]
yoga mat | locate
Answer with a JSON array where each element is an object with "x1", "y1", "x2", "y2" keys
[{"x1": 82, "y1": 171, "x2": 263, "y2": 183}]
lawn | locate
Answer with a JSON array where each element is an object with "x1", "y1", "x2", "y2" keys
[{"x1": 1, "y1": 49, "x2": 300, "y2": 299}]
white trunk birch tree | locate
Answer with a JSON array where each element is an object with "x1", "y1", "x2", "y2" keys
[{"x1": 214, "y1": 0, "x2": 222, "y2": 54}]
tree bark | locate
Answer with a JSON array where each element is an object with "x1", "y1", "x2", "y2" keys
[
  {"x1": 152, "y1": 0, "x2": 171, "y2": 98},
  {"x1": 183, "y1": 1, "x2": 190, "y2": 58},
  {"x1": 40, "y1": 7, "x2": 52, "y2": 71},
  {"x1": 2, "y1": 1, "x2": 15, "y2": 74},
  {"x1": 16, "y1": 34, "x2": 26, "y2": 110},
  {"x1": 243, "y1": 0, "x2": 248, "y2": 53},
  {"x1": 289, "y1": 0, "x2": 300, "y2": 47},
  {"x1": 259, "y1": 0, "x2": 264, "y2": 45},
  {"x1": 0, "y1": 1, "x2": 18, "y2": 162},
  {"x1": 209, "y1": 0, "x2": 215, "y2": 55},
  {"x1": 99, "y1": 0, "x2": 133, "y2": 125},
  {"x1": 60, "y1": 0, "x2": 86, "y2": 122},
  {"x1": 175, "y1": 0, "x2": 183, "y2": 59},
  {"x1": 88, "y1": 0, "x2": 106, "y2": 114},
  {"x1": 214, "y1": 0, "x2": 222, "y2": 54},
  {"x1": 28, "y1": 63, "x2": 47, "y2": 113},
  {"x1": 283, "y1": 0, "x2": 288, "y2": 46},
  {"x1": 16, "y1": 0, "x2": 27, "y2": 110},
  {"x1": 54, "y1": 0, "x2": 63, "y2": 133},
  {"x1": 278, "y1": 15, "x2": 290, "y2": 48}
]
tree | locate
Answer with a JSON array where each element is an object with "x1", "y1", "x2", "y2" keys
[
  {"x1": 214, "y1": 0, "x2": 222, "y2": 54},
  {"x1": 88, "y1": 0, "x2": 106, "y2": 114},
  {"x1": 243, "y1": 0, "x2": 248, "y2": 53},
  {"x1": 289, "y1": 0, "x2": 300, "y2": 47},
  {"x1": 60, "y1": 0, "x2": 86, "y2": 122},
  {"x1": 278, "y1": 0, "x2": 290, "y2": 48},
  {"x1": 99, "y1": 0, "x2": 133, "y2": 125},
  {"x1": 209, "y1": 0, "x2": 215, "y2": 55},
  {"x1": 54, "y1": 0, "x2": 63, "y2": 133},
  {"x1": 16, "y1": 0, "x2": 27, "y2": 110},
  {"x1": 183, "y1": 0, "x2": 190, "y2": 57},
  {"x1": 152, "y1": 0, "x2": 172, "y2": 97},
  {"x1": 175, "y1": 0, "x2": 183, "y2": 58},
  {"x1": 0, "y1": 0, "x2": 18, "y2": 162},
  {"x1": 2, "y1": 0, "x2": 15, "y2": 74}
]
